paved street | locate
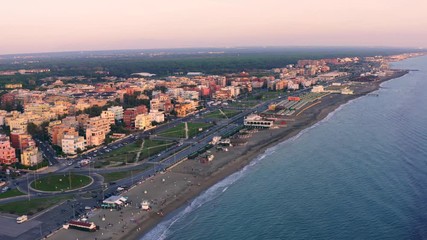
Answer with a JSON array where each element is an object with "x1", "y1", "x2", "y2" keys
[{"x1": 0, "y1": 88, "x2": 313, "y2": 240}]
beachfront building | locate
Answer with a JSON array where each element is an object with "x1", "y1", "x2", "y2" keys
[
  {"x1": 102, "y1": 196, "x2": 129, "y2": 209},
  {"x1": 341, "y1": 88, "x2": 354, "y2": 95},
  {"x1": 244, "y1": 114, "x2": 274, "y2": 128},
  {"x1": 312, "y1": 85, "x2": 325, "y2": 93}
]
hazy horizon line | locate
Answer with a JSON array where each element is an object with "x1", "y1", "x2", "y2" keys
[{"x1": 1, "y1": 45, "x2": 425, "y2": 57}]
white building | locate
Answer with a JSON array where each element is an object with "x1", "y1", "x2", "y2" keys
[
  {"x1": 287, "y1": 82, "x2": 300, "y2": 90},
  {"x1": 311, "y1": 85, "x2": 324, "y2": 93},
  {"x1": 341, "y1": 88, "x2": 354, "y2": 95},
  {"x1": 135, "y1": 114, "x2": 152, "y2": 130},
  {"x1": 181, "y1": 91, "x2": 200, "y2": 100},
  {"x1": 107, "y1": 106, "x2": 124, "y2": 121},
  {"x1": 167, "y1": 88, "x2": 184, "y2": 98},
  {"x1": 61, "y1": 134, "x2": 86, "y2": 155},
  {"x1": 148, "y1": 110, "x2": 165, "y2": 123},
  {"x1": 244, "y1": 114, "x2": 273, "y2": 128}
]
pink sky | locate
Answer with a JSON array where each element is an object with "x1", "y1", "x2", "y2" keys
[{"x1": 1, "y1": 0, "x2": 426, "y2": 54}]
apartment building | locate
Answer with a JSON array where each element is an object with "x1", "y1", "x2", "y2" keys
[
  {"x1": 101, "y1": 110, "x2": 115, "y2": 125},
  {"x1": 123, "y1": 106, "x2": 147, "y2": 129},
  {"x1": 107, "y1": 106, "x2": 124, "y2": 120},
  {"x1": 86, "y1": 127, "x2": 106, "y2": 146},
  {"x1": 148, "y1": 110, "x2": 165, "y2": 123},
  {"x1": 84, "y1": 116, "x2": 111, "y2": 146},
  {"x1": 10, "y1": 131, "x2": 35, "y2": 150},
  {"x1": 62, "y1": 134, "x2": 86, "y2": 155},
  {"x1": 24, "y1": 103, "x2": 51, "y2": 115},
  {"x1": 135, "y1": 114, "x2": 152, "y2": 130},
  {"x1": 85, "y1": 116, "x2": 110, "y2": 133},
  {"x1": 0, "y1": 134, "x2": 17, "y2": 165},
  {"x1": 48, "y1": 124, "x2": 78, "y2": 146},
  {"x1": 175, "y1": 102, "x2": 195, "y2": 118},
  {"x1": 8, "y1": 117, "x2": 28, "y2": 133},
  {"x1": 21, "y1": 146, "x2": 42, "y2": 166}
]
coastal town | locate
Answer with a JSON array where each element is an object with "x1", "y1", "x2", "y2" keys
[{"x1": 0, "y1": 52, "x2": 423, "y2": 240}]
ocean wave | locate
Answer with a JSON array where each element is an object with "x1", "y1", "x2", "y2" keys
[
  {"x1": 276, "y1": 97, "x2": 359, "y2": 147},
  {"x1": 142, "y1": 94, "x2": 360, "y2": 240},
  {"x1": 141, "y1": 151, "x2": 272, "y2": 240}
]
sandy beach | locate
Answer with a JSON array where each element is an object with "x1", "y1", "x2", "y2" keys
[{"x1": 48, "y1": 70, "x2": 408, "y2": 240}]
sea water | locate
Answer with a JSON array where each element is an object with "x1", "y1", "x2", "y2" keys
[{"x1": 142, "y1": 55, "x2": 427, "y2": 240}]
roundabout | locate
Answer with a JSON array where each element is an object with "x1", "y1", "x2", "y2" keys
[{"x1": 30, "y1": 174, "x2": 93, "y2": 192}]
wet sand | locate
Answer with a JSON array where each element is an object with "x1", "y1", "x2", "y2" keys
[{"x1": 49, "y1": 70, "x2": 408, "y2": 240}]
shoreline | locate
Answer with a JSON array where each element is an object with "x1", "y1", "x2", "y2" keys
[
  {"x1": 49, "y1": 69, "x2": 408, "y2": 240},
  {"x1": 129, "y1": 70, "x2": 409, "y2": 240}
]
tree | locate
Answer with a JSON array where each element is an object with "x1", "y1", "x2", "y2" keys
[
  {"x1": 76, "y1": 148, "x2": 83, "y2": 155},
  {"x1": 169, "y1": 109, "x2": 177, "y2": 116},
  {"x1": 123, "y1": 92, "x2": 150, "y2": 109},
  {"x1": 16, "y1": 103, "x2": 24, "y2": 113},
  {"x1": 78, "y1": 126, "x2": 85, "y2": 136},
  {"x1": 154, "y1": 85, "x2": 167, "y2": 93},
  {"x1": 27, "y1": 122, "x2": 49, "y2": 140},
  {"x1": 27, "y1": 122, "x2": 39, "y2": 136},
  {"x1": 84, "y1": 105, "x2": 103, "y2": 117}
]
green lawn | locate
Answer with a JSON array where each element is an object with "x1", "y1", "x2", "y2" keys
[
  {"x1": 103, "y1": 142, "x2": 141, "y2": 157},
  {"x1": 31, "y1": 174, "x2": 92, "y2": 192},
  {"x1": 101, "y1": 166, "x2": 152, "y2": 183},
  {"x1": 229, "y1": 100, "x2": 259, "y2": 108},
  {"x1": 95, "y1": 141, "x2": 142, "y2": 167},
  {"x1": 158, "y1": 122, "x2": 212, "y2": 138},
  {"x1": 245, "y1": 91, "x2": 284, "y2": 101},
  {"x1": 204, "y1": 109, "x2": 239, "y2": 119},
  {"x1": 137, "y1": 140, "x2": 174, "y2": 161},
  {"x1": 0, "y1": 196, "x2": 72, "y2": 215},
  {"x1": 0, "y1": 189, "x2": 25, "y2": 199},
  {"x1": 96, "y1": 140, "x2": 173, "y2": 167}
]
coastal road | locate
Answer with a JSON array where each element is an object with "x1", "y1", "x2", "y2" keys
[{"x1": 0, "y1": 87, "x2": 313, "y2": 240}]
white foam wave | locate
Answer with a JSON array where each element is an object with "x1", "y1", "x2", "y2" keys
[
  {"x1": 141, "y1": 96, "x2": 359, "y2": 240},
  {"x1": 141, "y1": 151, "x2": 272, "y2": 240}
]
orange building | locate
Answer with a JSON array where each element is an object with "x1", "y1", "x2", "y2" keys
[
  {"x1": 0, "y1": 134, "x2": 17, "y2": 165},
  {"x1": 49, "y1": 125, "x2": 78, "y2": 146}
]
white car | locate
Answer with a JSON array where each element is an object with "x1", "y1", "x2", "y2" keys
[{"x1": 16, "y1": 215, "x2": 28, "y2": 224}]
